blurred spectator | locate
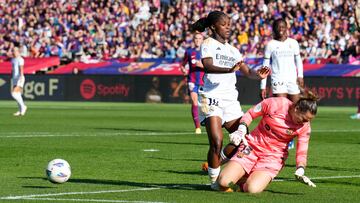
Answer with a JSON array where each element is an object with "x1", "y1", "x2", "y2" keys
[
  {"x1": 168, "y1": 77, "x2": 188, "y2": 103},
  {"x1": 145, "y1": 77, "x2": 162, "y2": 103},
  {"x1": 0, "y1": 0, "x2": 359, "y2": 65}
]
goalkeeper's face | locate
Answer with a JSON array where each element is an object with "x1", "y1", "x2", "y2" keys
[{"x1": 291, "y1": 109, "x2": 315, "y2": 125}]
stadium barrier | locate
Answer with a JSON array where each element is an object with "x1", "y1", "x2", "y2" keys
[{"x1": 0, "y1": 75, "x2": 359, "y2": 106}]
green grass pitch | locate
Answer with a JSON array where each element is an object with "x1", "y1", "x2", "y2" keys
[{"x1": 0, "y1": 101, "x2": 359, "y2": 203}]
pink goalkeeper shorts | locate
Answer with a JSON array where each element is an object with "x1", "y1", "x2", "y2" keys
[{"x1": 230, "y1": 144, "x2": 286, "y2": 179}]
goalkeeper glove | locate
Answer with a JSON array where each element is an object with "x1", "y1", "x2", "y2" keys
[
  {"x1": 294, "y1": 167, "x2": 316, "y2": 187},
  {"x1": 229, "y1": 123, "x2": 248, "y2": 146}
]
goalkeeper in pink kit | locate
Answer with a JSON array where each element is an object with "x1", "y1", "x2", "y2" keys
[{"x1": 218, "y1": 90, "x2": 318, "y2": 193}]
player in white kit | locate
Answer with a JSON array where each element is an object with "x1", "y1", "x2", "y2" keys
[
  {"x1": 260, "y1": 18, "x2": 304, "y2": 102},
  {"x1": 191, "y1": 11, "x2": 270, "y2": 189},
  {"x1": 11, "y1": 47, "x2": 27, "y2": 116},
  {"x1": 260, "y1": 19, "x2": 304, "y2": 149}
]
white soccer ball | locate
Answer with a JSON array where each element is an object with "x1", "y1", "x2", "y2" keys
[{"x1": 46, "y1": 159, "x2": 71, "y2": 184}]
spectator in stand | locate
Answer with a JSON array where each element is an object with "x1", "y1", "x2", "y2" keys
[{"x1": 0, "y1": 0, "x2": 358, "y2": 65}]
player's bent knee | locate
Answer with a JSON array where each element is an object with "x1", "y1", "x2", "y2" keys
[
  {"x1": 217, "y1": 175, "x2": 229, "y2": 188},
  {"x1": 244, "y1": 183, "x2": 265, "y2": 194}
]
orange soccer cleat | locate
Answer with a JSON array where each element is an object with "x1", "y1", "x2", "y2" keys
[{"x1": 201, "y1": 162, "x2": 208, "y2": 172}]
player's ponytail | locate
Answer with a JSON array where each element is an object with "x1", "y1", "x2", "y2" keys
[
  {"x1": 191, "y1": 17, "x2": 209, "y2": 32},
  {"x1": 295, "y1": 89, "x2": 319, "y2": 115},
  {"x1": 191, "y1": 11, "x2": 227, "y2": 33}
]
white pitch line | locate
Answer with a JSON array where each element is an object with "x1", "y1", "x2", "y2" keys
[
  {"x1": 21, "y1": 197, "x2": 165, "y2": 203},
  {"x1": 0, "y1": 187, "x2": 161, "y2": 200},
  {"x1": 143, "y1": 149, "x2": 160, "y2": 152},
  {"x1": 273, "y1": 174, "x2": 360, "y2": 182}
]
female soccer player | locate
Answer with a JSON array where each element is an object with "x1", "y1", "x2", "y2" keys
[
  {"x1": 11, "y1": 47, "x2": 27, "y2": 116},
  {"x1": 192, "y1": 10, "x2": 270, "y2": 189},
  {"x1": 180, "y1": 33, "x2": 205, "y2": 134},
  {"x1": 217, "y1": 90, "x2": 318, "y2": 193},
  {"x1": 260, "y1": 18, "x2": 304, "y2": 101},
  {"x1": 260, "y1": 18, "x2": 304, "y2": 149}
]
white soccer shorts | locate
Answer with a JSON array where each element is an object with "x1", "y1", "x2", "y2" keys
[
  {"x1": 199, "y1": 95, "x2": 244, "y2": 125},
  {"x1": 12, "y1": 76, "x2": 25, "y2": 88},
  {"x1": 271, "y1": 80, "x2": 300, "y2": 95}
]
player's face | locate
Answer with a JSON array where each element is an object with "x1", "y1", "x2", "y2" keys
[
  {"x1": 275, "y1": 21, "x2": 287, "y2": 39},
  {"x1": 193, "y1": 34, "x2": 204, "y2": 48},
  {"x1": 291, "y1": 109, "x2": 315, "y2": 125},
  {"x1": 213, "y1": 16, "x2": 231, "y2": 41}
]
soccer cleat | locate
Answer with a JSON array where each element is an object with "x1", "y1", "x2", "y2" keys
[
  {"x1": 201, "y1": 162, "x2": 208, "y2": 172},
  {"x1": 350, "y1": 113, "x2": 360, "y2": 119},
  {"x1": 13, "y1": 111, "x2": 21, "y2": 116},
  {"x1": 195, "y1": 128, "x2": 202, "y2": 134},
  {"x1": 222, "y1": 187, "x2": 235, "y2": 192},
  {"x1": 210, "y1": 182, "x2": 220, "y2": 191},
  {"x1": 20, "y1": 105, "x2": 27, "y2": 116}
]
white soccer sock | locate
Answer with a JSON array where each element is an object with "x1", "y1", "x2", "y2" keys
[
  {"x1": 208, "y1": 167, "x2": 220, "y2": 184},
  {"x1": 11, "y1": 92, "x2": 25, "y2": 111}
]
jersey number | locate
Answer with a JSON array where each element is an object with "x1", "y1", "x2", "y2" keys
[{"x1": 208, "y1": 98, "x2": 219, "y2": 106}]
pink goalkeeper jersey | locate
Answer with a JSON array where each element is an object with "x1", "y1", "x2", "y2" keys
[{"x1": 241, "y1": 97, "x2": 311, "y2": 166}]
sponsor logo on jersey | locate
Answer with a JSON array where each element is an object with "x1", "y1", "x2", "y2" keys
[
  {"x1": 254, "y1": 103, "x2": 262, "y2": 112},
  {"x1": 265, "y1": 124, "x2": 271, "y2": 131},
  {"x1": 286, "y1": 129, "x2": 294, "y2": 135}
]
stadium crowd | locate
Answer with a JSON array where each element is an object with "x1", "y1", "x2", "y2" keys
[{"x1": 0, "y1": 0, "x2": 359, "y2": 64}]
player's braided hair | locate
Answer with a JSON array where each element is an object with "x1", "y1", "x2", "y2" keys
[
  {"x1": 296, "y1": 89, "x2": 319, "y2": 115},
  {"x1": 191, "y1": 11, "x2": 227, "y2": 32}
]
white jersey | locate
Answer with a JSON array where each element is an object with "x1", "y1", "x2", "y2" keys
[
  {"x1": 260, "y1": 38, "x2": 302, "y2": 89},
  {"x1": 201, "y1": 37, "x2": 242, "y2": 100},
  {"x1": 11, "y1": 56, "x2": 24, "y2": 79}
]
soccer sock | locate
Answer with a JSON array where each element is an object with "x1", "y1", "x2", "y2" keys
[
  {"x1": 208, "y1": 167, "x2": 220, "y2": 184},
  {"x1": 220, "y1": 148, "x2": 230, "y2": 164},
  {"x1": 192, "y1": 105, "x2": 200, "y2": 128},
  {"x1": 11, "y1": 92, "x2": 25, "y2": 111}
]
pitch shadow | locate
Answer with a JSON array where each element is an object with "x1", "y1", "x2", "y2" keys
[
  {"x1": 69, "y1": 178, "x2": 211, "y2": 191},
  {"x1": 93, "y1": 127, "x2": 182, "y2": 133},
  {"x1": 149, "y1": 157, "x2": 205, "y2": 162},
  {"x1": 18, "y1": 177, "x2": 211, "y2": 191},
  {"x1": 136, "y1": 140, "x2": 207, "y2": 146},
  {"x1": 313, "y1": 179, "x2": 360, "y2": 187},
  {"x1": 22, "y1": 185, "x2": 56, "y2": 189},
  {"x1": 285, "y1": 164, "x2": 360, "y2": 173},
  {"x1": 152, "y1": 169, "x2": 207, "y2": 176},
  {"x1": 266, "y1": 190, "x2": 304, "y2": 195}
]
